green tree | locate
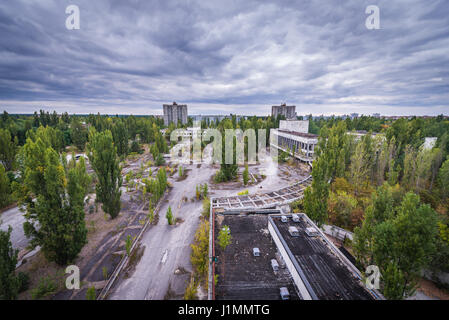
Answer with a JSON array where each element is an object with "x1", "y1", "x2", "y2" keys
[
  {"x1": 376, "y1": 139, "x2": 390, "y2": 185},
  {"x1": 67, "y1": 156, "x2": 91, "y2": 204},
  {"x1": 429, "y1": 222, "x2": 449, "y2": 276},
  {"x1": 130, "y1": 140, "x2": 141, "y2": 154},
  {"x1": 196, "y1": 185, "x2": 200, "y2": 200},
  {"x1": 215, "y1": 119, "x2": 238, "y2": 182},
  {"x1": 355, "y1": 191, "x2": 438, "y2": 299},
  {"x1": 218, "y1": 225, "x2": 232, "y2": 251},
  {"x1": 111, "y1": 120, "x2": 129, "y2": 157},
  {"x1": 402, "y1": 145, "x2": 417, "y2": 190},
  {"x1": 125, "y1": 235, "x2": 132, "y2": 256},
  {"x1": 156, "y1": 168, "x2": 167, "y2": 199},
  {"x1": 166, "y1": 206, "x2": 174, "y2": 225},
  {"x1": 0, "y1": 128, "x2": 18, "y2": 171},
  {"x1": 86, "y1": 286, "x2": 96, "y2": 300},
  {"x1": 303, "y1": 155, "x2": 329, "y2": 227},
  {"x1": 19, "y1": 139, "x2": 88, "y2": 265},
  {"x1": 190, "y1": 220, "x2": 209, "y2": 277},
  {"x1": 415, "y1": 147, "x2": 433, "y2": 190},
  {"x1": 438, "y1": 156, "x2": 449, "y2": 200},
  {"x1": 151, "y1": 143, "x2": 159, "y2": 161},
  {"x1": 202, "y1": 183, "x2": 208, "y2": 199},
  {"x1": 328, "y1": 191, "x2": 357, "y2": 230},
  {"x1": 70, "y1": 118, "x2": 88, "y2": 151},
  {"x1": 382, "y1": 262, "x2": 408, "y2": 300},
  {"x1": 155, "y1": 153, "x2": 165, "y2": 166},
  {"x1": 0, "y1": 164, "x2": 11, "y2": 208},
  {"x1": 303, "y1": 122, "x2": 350, "y2": 227},
  {"x1": 353, "y1": 184, "x2": 396, "y2": 267},
  {"x1": 348, "y1": 141, "x2": 369, "y2": 196},
  {"x1": 27, "y1": 125, "x2": 65, "y2": 152},
  {"x1": 201, "y1": 197, "x2": 210, "y2": 219},
  {"x1": 87, "y1": 130, "x2": 122, "y2": 219},
  {"x1": 319, "y1": 122, "x2": 348, "y2": 181},
  {"x1": 242, "y1": 164, "x2": 249, "y2": 186},
  {"x1": 278, "y1": 150, "x2": 288, "y2": 163},
  {"x1": 148, "y1": 204, "x2": 155, "y2": 223},
  {"x1": 0, "y1": 227, "x2": 20, "y2": 300}
]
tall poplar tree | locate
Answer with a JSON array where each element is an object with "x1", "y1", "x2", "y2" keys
[
  {"x1": 87, "y1": 130, "x2": 122, "y2": 218},
  {"x1": 70, "y1": 118, "x2": 88, "y2": 151},
  {"x1": 111, "y1": 120, "x2": 129, "y2": 157},
  {"x1": 19, "y1": 137, "x2": 89, "y2": 265},
  {"x1": 0, "y1": 128, "x2": 18, "y2": 171},
  {"x1": 0, "y1": 164, "x2": 11, "y2": 208},
  {"x1": 0, "y1": 227, "x2": 20, "y2": 299}
]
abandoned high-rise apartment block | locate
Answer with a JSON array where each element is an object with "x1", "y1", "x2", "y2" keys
[
  {"x1": 163, "y1": 102, "x2": 188, "y2": 126},
  {"x1": 271, "y1": 103, "x2": 297, "y2": 119}
]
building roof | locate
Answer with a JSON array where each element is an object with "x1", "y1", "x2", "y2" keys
[
  {"x1": 273, "y1": 103, "x2": 295, "y2": 107},
  {"x1": 211, "y1": 210, "x2": 382, "y2": 300},
  {"x1": 270, "y1": 215, "x2": 376, "y2": 300},
  {"x1": 277, "y1": 129, "x2": 318, "y2": 139},
  {"x1": 213, "y1": 214, "x2": 300, "y2": 300}
]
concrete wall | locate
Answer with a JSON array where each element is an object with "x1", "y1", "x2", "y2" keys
[{"x1": 279, "y1": 120, "x2": 309, "y2": 133}]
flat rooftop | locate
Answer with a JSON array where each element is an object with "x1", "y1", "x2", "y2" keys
[
  {"x1": 270, "y1": 215, "x2": 375, "y2": 300},
  {"x1": 277, "y1": 129, "x2": 318, "y2": 139},
  {"x1": 213, "y1": 214, "x2": 300, "y2": 300}
]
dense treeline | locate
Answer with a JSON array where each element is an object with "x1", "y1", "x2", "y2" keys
[
  {"x1": 301, "y1": 115, "x2": 449, "y2": 299},
  {"x1": 0, "y1": 111, "x2": 167, "y2": 210}
]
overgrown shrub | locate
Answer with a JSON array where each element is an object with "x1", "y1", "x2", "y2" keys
[
  {"x1": 31, "y1": 276, "x2": 57, "y2": 300},
  {"x1": 86, "y1": 286, "x2": 96, "y2": 300}
]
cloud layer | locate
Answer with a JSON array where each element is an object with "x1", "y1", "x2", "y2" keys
[{"x1": 0, "y1": 0, "x2": 448, "y2": 115}]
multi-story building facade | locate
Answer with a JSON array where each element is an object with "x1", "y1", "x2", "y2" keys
[
  {"x1": 271, "y1": 103, "x2": 296, "y2": 119},
  {"x1": 163, "y1": 102, "x2": 188, "y2": 126},
  {"x1": 270, "y1": 120, "x2": 318, "y2": 162}
]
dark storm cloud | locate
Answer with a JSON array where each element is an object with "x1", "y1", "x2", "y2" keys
[{"x1": 0, "y1": 0, "x2": 448, "y2": 115}]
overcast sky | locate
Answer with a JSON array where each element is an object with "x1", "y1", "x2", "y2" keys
[{"x1": 0, "y1": 0, "x2": 448, "y2": 116}]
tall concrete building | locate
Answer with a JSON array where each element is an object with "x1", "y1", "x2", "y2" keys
[
  {"x1": 271, "y1": 103, "x2": 296, "y2": 119},
  {"x1": 270, "y1": 120, "x2": 318, "y2": 162},
  {"x1": 163, "y1": 102, "x2": 188, "y2": 126}
]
